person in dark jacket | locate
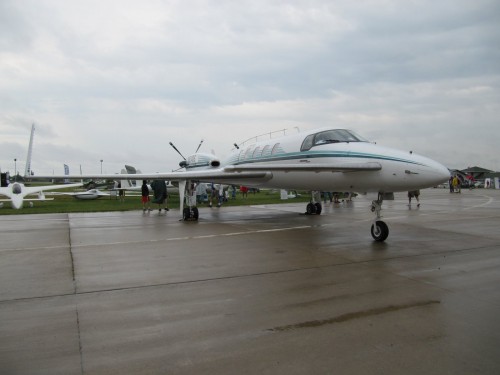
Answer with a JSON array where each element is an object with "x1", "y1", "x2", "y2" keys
[
  {"x1": 150, "y1": 179, "x2": 169, "y2": 213},
  {"x1": 141, "y1": 180, "x2": 151, "y2": 212}
]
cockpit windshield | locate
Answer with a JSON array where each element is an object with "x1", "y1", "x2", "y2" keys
[
  {"x1": 300, "y1": 129, "x2": 368, "y2": 151},
  {"x1": 12, "y1": 183, "x2": 22, "y2": 195}
]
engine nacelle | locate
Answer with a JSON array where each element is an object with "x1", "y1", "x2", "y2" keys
[{"x1": 184, "y1": 153, "x2": 220, "y2": 170}]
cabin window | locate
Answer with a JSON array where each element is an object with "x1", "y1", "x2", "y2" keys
[
  {"x1": 252, "y1": 147, "x2": 261, "y2": 158},
  {"x1": 261, "y1": 145, "x2": 271, "y2": 157},
  {"x1": 244, "y1": 147, "x2": 254, "y2": 160},
  {"x1": 271, "y1": 143, "x2": 281, "y2": 155},
  {"x1": 238, "y1": 149, "x2": 246, "y2": 161},
  {"x1": 12, "y1": 183, "x2": 22, "y2": 195}
]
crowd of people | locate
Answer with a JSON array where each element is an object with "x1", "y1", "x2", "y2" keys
[
  {"x1": 140, "y1": 182, "x2": 253, "y2": 213},
  {"x1": 136, "y1": 176, "x2": 491, "y2": 214}
]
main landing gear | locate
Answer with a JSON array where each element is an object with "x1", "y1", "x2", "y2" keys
[
  {"x1": 182, "y1": 181, "x2": 200, "y2": 221},
  {"x1": 304, "y1": 191, "x2": 389, "y2": 242},
  {"x1": 305, "y1": 192, "x2": 322, "y2": 215},
  {"x1": 306, "y1": 202, "x2": 322, "y2": 215},
  {"x1": 370, "y1": 193, "x2": 389, "y2": 242},
  {"x1": 183, "y1": 206, "x2": 199, "y2": 221}
]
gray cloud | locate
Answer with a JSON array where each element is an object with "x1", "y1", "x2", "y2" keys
[{"x1": 1, "y1": 0, "x2": 499, "y2": 175}]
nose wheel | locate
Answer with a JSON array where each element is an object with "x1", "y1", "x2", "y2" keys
[
  {"x1": 371, "y1": 220, "x2": 389, "y2": 242},
  {"x1": 370, "y1": 194, "x2": 389, "y2": 242}
]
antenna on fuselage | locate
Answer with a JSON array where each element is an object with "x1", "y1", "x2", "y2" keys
[
  {"x1": 169, "y1": 142, "x2": 186, "y2": 161},
  {"x1": 233, "y1": 143, "x2": 240, "y2": 149}
]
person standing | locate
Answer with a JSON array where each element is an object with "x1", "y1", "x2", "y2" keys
[
  {"x1": 240, "y1": 185, "x2": 248, "y2": 198},
  {"x1": 118, "y1": 181, "x2": 125, "y2": 202},
  {"x1": 141, "y1": 180, "x2": 151, "y2": 212},
  {"x1": 452, "y1": 175, "x2": 461, "y2": 193},
  {"x1": 151, "y1": 179, "x2": 169, "y2": 213},
  {"x1": 208, "y1": 182, "x2": 216, "y2": 207},
  {"x1": 408, "y1": 190, "x2": 420, "y2": 207},
  {"x1": 217, "y1": 184, "x2": 225, "y2": 207}
]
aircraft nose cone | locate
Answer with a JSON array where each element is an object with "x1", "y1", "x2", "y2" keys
[
  {"x1": 429, "y1": 159, "x2": 450, "y2": 185},
  {"x1": 438, "y1": 163, "x2": 451, "y2": 181},
  {"x1": 409, "y1": 153, "x2": 450, "y2": 189}
]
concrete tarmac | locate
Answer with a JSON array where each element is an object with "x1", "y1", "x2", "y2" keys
[{"x1": 1, "y1": 188, "x2": 500, "y2": 374}]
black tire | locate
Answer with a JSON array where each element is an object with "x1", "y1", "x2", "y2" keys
[
  {"x1": 371, "y1": 220, "x2": 389, "y2": 242},
  {"x1": 314, "y1": 202, "x2": 322, "y2": 215},
  {"x1": 192, "y1": 207, "x2": 199, "y2": 220},
  {"x1": 183, "y1": 207, "x2": 191, "y2": 221},
  {"x1": 306, "y1": 203, "x2": 316, "y2": 215}
]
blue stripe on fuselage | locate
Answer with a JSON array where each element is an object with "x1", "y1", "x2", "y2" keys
[
  {"x1": 229, "y1": 150, "x2": 427, "y2": 167},
  {"x1": 185, "y1": 162, "x2": 211, "y2": 170}
]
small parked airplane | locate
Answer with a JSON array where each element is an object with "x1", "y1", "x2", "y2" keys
[
  {"x1": 27, "y1": 127, "x2": 450, "y2": 241},
  {"x1": 0, "y1": 123, "x2": 83, "y2": 209},
  {"x1": 0, "y1": 181, "x2": 83, "y2": 209},
  {"x1": 50, "y1": 188, "x2": 110, "y2": 200}
]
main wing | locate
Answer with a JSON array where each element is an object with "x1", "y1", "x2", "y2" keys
[
  {"x1": 27, "y1": 170, "x2": 272, "y2": 184},
  {"x1": 27, "y1": 161, "x2": 381, "y2": 184},
  {"x1": 26, "y1": 161, "x2": 380, "y2": 185}
]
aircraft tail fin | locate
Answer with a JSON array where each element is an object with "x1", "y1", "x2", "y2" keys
[
  {"x1": 119, "y1": 165, "x2": 143, "y2": 189},
  {"x1": 120, "y1": 168, "x2": 133, "y2": 188}
]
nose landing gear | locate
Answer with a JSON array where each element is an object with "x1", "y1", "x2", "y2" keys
[{"x1": 370, "y1": 194, "x2": 389, "y2": 242}]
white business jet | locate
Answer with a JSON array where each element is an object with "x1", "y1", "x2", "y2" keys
[
  {"x1": 28, "y1": 128, "x2": 449, "y2": 241},
  {"x1": 0, "y1": 181, "x2": 83, "y2": 209}
]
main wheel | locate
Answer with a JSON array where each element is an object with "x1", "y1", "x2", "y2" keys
[
  {"x1": 192, "y1": 207, "x2": 199, "y2": 220},
  {"x1": 183, "y1": 207, "x2": 191, "y2": 221},
  {"x1": 371, "y1": 220, "x2": 389, "y2": 242},
  {"x1": 314, "y1": 202, "x2": 322, "y2": 215},
  {"x1": 306, "y1": 203, "x2": 316, "y2": 215}
]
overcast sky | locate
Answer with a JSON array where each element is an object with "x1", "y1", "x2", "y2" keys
[{"x1": 1, "y1": 0, "x2": 499, "y2": 176}]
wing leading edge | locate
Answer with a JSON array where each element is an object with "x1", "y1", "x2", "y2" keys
[{"x1": 26, "y1": 161, "x2": 381, "y2": 184}]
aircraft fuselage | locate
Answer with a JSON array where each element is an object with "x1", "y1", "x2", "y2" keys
[{"x1": 186, "y1": 128, "x2": 449, "y2": 193}]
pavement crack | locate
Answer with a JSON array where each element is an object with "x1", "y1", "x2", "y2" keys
[
  {"x1": 68, "y1": 214, "x2": 84, "y2": 375},
  {"x1": 75, "y1": 304, "x2": 84, "y2": 375},
  {"x1": 267, "y1": 300, "x2": 440, "y2": 332}
]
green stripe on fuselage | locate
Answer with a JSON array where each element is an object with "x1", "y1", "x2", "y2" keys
[{"x1": 229, "y1": 150, "x2": 426, "y2": 167}]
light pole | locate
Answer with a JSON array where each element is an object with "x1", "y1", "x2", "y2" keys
[
  {"x1": 14, "y1": 158, "x2": 17, "y2": 180},
  {"x1": 100, "y1": 159, "x2": 103, "y2": 174}
]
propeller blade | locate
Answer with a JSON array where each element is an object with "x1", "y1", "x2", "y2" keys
[
  {"x1": 195, "y1": 139, "x2": 204, "y2": 153},
  {"x1": 169, "y1": 142, "x2": 186, "y2": 160}
]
